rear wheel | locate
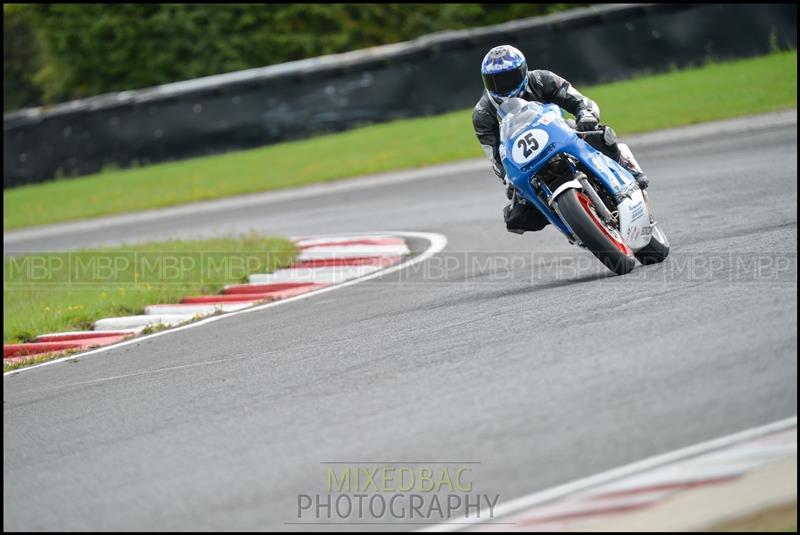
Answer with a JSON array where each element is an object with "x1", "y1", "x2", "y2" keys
[
  {"x1": 556, "y1": 189, "x2": 636, "y2": 275},
  {"x1": 635, "y1": 190, "x2": 670, "y2": 265},
  {"x1": 635, "y1": 222, "x2": 670, "y2": 264}
]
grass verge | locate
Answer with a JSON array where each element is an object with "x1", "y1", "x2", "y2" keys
[
  {"x1": 3, "y1": 50, "x2": 796, "y2": 230},
  {"x1": 3, "y1": 232, "x2": 297, "y2": 349}
]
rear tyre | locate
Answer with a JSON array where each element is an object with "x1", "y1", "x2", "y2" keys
[
  {"x1": 556, "y1": 189, "x2": 636, "y2": 275},
  {"x1": 635, "y1": 222, "x2": 670, "y2": 264}
]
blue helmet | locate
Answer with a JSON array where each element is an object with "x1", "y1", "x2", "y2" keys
[{"x1": 480, "y1": 45, "x2": 528, "y2": 100}]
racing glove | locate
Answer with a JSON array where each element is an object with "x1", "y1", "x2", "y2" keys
[
  {"x1": 491, "y1": 160, "x2": 506, "y2": 182},
  {"x1": 576, "y1": 110, "x2": 599, "y2": 132}
]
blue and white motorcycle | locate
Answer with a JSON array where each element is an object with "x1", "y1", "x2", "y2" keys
[{"x1": 498, "y1": 98, "x2": 670, "y2": 275}]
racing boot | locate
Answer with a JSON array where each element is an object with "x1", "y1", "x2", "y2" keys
[{"x1": 617, "y1": 142, "x2": 649, "y2": 190}]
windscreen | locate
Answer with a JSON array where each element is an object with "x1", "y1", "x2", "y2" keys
[{"x1": 499, "y1": 100, "x2": 544, "y2": 143}]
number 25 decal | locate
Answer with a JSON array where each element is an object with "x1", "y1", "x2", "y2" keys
[
  {"x1": 511, "y1": 128, "x2": 549, "y2": 164},
  {"x1": 516, "y1": 133, "x2": 539, "y2": 158}
]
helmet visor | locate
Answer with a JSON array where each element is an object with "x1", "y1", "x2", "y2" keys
[{"x1": 482, "y1": 64, "x2": 527, "y2": 96}]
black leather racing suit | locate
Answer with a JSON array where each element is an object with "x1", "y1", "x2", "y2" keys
[{"x1": 472, "y1": 69, "x2": 621, "y2": 180}]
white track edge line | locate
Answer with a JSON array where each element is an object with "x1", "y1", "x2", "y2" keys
[
  {"x1": 4, "y1": 231, "x2": 447, "y2": 377},
  {"x1": 417, "y1": 415, "x2": 797, "y2": 532}
]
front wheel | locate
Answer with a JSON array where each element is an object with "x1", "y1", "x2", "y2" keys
[{"x1": 556, "y1": 189, "x2": 637, "y2": 275}]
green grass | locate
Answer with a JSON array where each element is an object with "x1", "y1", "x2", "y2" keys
[
  {"x1": 3, "y1": 50, "x2": 796, "y2": 230},
  {"x1": 3, "y1": 232, "x2": 297, "y2": 345}
]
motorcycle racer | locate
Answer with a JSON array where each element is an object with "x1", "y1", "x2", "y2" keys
[{"x1": 472, "y1": 45, "x2": 649, "y2": 233}]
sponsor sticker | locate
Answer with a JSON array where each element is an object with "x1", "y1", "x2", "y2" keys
[{"x1": 536, "y1": 112, "x2": 557, "y2": 126}]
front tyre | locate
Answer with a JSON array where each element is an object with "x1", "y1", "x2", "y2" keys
[{"x1": 556, "y1": 189, "x2": 637, "y2": 275}]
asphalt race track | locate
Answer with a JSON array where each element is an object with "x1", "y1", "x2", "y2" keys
[{"x1": 3, "y1": 112, "x2": 797, "y2": 530}]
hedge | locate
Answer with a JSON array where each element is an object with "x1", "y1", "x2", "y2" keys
[{"x1": 4, "y1": 3, "x2": 585, "y2": 111}]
